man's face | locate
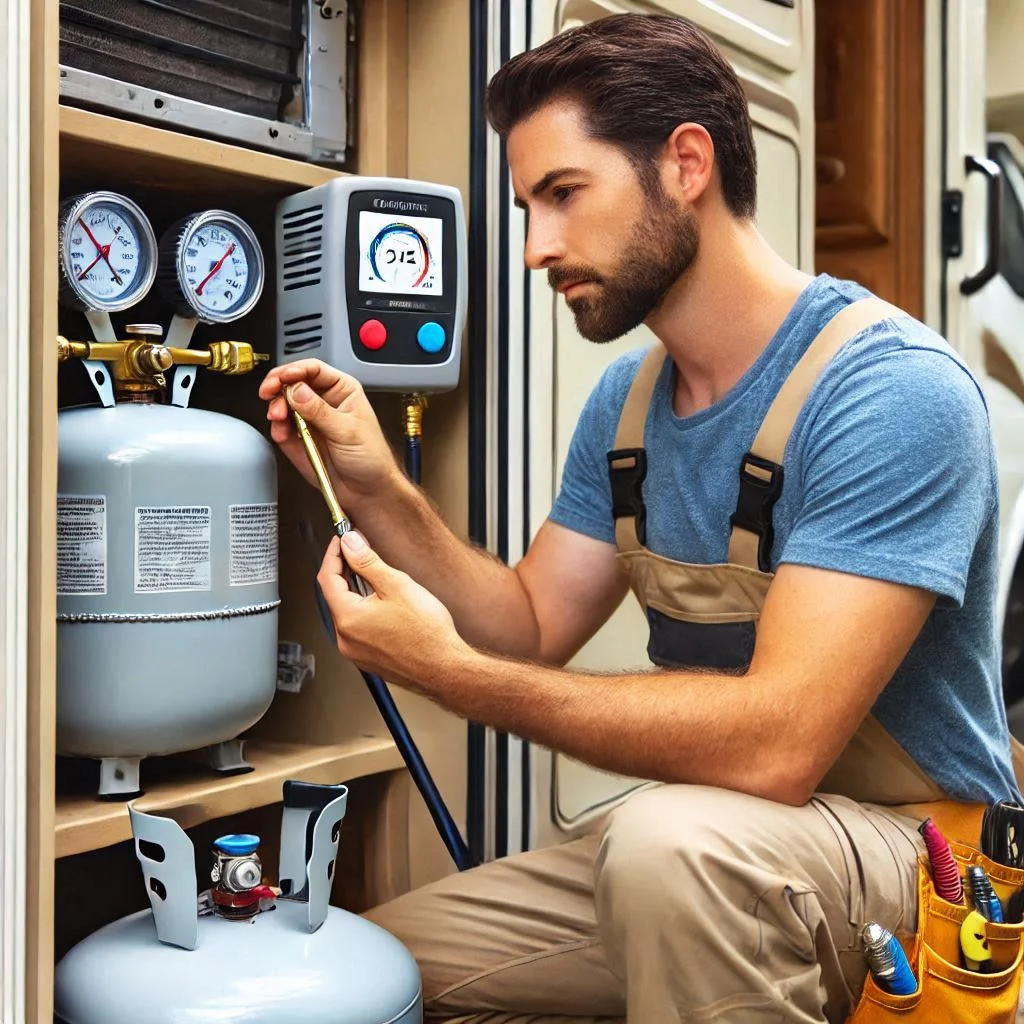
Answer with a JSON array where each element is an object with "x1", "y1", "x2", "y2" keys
[{"x1": 508, "y1": 100, "x2": 698, "y2": 343}]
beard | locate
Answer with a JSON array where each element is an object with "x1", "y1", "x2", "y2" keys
[{"x1": 549, "y1": 187, "x2": 699, "y2": 344}]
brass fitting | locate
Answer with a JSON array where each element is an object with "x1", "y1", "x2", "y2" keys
[
  {"x1": 58, "y1": 325, "x2": 173, "y2": 399},
  {"x1": 401, "y1": 393, "x2": 427, "y2": 440},
  {"x1": 57, "y1": 328, "x2": 269, "y2": 400},
  {"x1": 166, "y1": 340, "x2": 269, "y2": 375}
]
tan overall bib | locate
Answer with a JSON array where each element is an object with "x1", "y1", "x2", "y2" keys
[{"x1": 607, "y1": 295, "x2": 1021, "y2": 838}]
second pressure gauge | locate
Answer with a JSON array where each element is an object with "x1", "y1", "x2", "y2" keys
[
  {"x1": 158, "y1": 210, "x2": 265, "y2": 323},
  {"x1": 58, "y1": 191, "x2": 158, "y2": 313}
]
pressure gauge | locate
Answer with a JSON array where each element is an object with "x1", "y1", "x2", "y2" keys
[
  {"x1": 158, "y1": 210, "x2": 265, "y2": 323},
  {"x1": 57, "y1": 191, "x2": 158, "y2": 313}
]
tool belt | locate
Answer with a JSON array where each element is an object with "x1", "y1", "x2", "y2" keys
[{"x1": 848, "y1": 799, "x2": 1024, "y2": 1022}]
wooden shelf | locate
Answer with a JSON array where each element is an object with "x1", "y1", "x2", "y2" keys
[
  {"x1": 55, "y1": 737, "x2": 404, "y2": 859},
  {"x1": 59, "y1": 105, "x2": 340, "y2": 196}
]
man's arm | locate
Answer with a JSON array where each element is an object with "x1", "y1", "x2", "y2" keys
[
  {"x1": 260, "y1": 359, "x2": 627, "y2": 661},
  {"x1": 348, "y1": 480, "x2": 628, "y2": 662},
  {"x1": 321, "y1": 532, "x2": 935, "y2": 806}
]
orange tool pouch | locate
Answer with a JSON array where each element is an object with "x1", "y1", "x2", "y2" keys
[{"x1": 848, "y1": 829, "x2": 1024, "y2": 1023}]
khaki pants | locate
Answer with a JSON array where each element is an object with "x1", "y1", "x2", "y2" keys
[{"x1": 365, "y1": 784, "x2": 924, "y2": 1024}]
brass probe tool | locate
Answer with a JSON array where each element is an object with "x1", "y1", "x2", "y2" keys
[{"x1": 284, "y1": 385, "x2": 370, "y2": 598}]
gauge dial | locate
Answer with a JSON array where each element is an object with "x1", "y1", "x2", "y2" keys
[
  {"x1": 158, "y1": 211, "x2": 265, "y2": 323},
  {"x1": 58, "y1": 192, "x2": 157, "y2": 312}
]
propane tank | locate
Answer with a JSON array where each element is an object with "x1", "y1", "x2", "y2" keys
[
  {"x1": 54, "y1": 781, "x2": 423, "y2": 1023},
  {"x1": 56, "y1": 327, "x2": 280, "y2": 797}
]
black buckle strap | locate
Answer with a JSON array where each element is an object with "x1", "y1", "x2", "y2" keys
[
  {"x1": 730, "y1": 452, "x2": 784, "y2": 572},
  {"x1": 607, "y1": 447, "x2": 648, "y2": 546}
]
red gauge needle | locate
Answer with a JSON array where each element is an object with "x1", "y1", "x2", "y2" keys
[
  {"x1": 77, "y1": 218, "x2": 123, "y2": 285},
  {"x1": 77, "y1": 244, "x2": 111, "y2": 280},
  {"x1": 195, "y1": 243, "x2": 236, "y2": 296}
]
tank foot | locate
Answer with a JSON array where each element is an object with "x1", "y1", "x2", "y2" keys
[
  {"x1": 97, "y1": 756, "x2": 143, "y2": 800},
  {"x1": 200, "y1": 738, "x2": 254, "y2": 776}
]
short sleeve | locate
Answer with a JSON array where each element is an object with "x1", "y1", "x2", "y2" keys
[
  {"x1": 778, "y1": 342, "x2": 997, "y2": 607},
  {"x1": 548, "y1": 352, "x2": 644, "y2": 544}
]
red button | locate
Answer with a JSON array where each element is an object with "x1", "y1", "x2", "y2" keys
[{"x1": 358, "y1": 319, "x2": 387, "y2": 350}]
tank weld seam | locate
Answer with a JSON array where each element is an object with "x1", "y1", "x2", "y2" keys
[{"x1": 57, "y1": 600, "x2": 281, "y2": 624}]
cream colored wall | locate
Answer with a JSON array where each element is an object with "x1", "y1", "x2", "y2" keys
[
  {"x1": 986, "y1": 0, "x2": 1024, "y2": 140},
  {"x1": 987, "y1": 0, "x2": 1024, "y2": 101},
  {"x1": 360, "y1": 0, "x2": 472, "y2": 892}
]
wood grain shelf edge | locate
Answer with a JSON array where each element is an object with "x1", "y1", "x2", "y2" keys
[
  {"x1": 58, "y1": 105, "x2": 341, "y2": 189},
  {"x1": 55, "y1": 736, "x2": 404, "y2": 859}
]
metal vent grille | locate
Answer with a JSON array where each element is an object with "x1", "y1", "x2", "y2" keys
[
  {"x1": 59, "y1": 0, "x2": 302, "y2": 120},
  {"x1": 280, "y1": 205, "x2": 323, "y2": 292},
  {"x1": 282, "y1": 312, "x2": 324, "y2": 354}
]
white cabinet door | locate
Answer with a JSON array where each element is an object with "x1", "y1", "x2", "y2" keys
[
  {"x1": 937, "y1": 1, "x2": 1024, "y2": 735},
  {"x1": 0, "y1": 0, "x2": 31, "y2": 1017},
  {"x1": 512, "y1": 0, "x2": 816, "y2": 850}
]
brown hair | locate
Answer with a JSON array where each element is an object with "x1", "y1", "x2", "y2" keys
[{"x1": 485, "y1": 14, "x2": 757, "y2": 219}]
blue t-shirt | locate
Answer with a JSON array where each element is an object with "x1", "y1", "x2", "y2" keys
[{"x1": 551, "y1": 273, "x2": 1020, "y2": 804}]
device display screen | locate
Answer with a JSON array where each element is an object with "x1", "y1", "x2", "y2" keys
[{"x1": 358, "y1": 211, "x2": 444, "y2": 297}]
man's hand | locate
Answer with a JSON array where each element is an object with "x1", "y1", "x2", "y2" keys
[
  {"x1": 260, "y1": 359, "x2": 402, "y2": 508},
  {"x1": 318, "y1": 531, "x2": 472, "y2": 685}
]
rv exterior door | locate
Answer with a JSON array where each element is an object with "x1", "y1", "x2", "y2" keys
[
  {"x1": 482, "y1": 0, "x2": 816, "y2": 856},
  {"x1": 942, "y1": 1, "x2": 1024, "y2": 734}
]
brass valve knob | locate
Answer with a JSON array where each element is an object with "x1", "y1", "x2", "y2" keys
[{"x1": 127, "y1": 343, "x2": 173, "y2": 377}]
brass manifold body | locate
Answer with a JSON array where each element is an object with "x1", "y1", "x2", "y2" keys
[{"x1": 57, "y1": 324, "x2": 269, "y2": 399}]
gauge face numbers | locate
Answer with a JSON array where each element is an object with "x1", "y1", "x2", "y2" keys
[
  {"x1": 60, "y1": 194, "x2": 156, "y2": 311},
  {"x1": 176, "y1": 214, "x2": 264, "y2": 322}
]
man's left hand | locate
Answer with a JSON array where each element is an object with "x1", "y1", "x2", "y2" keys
[{"x1": 318, "y1": 531, "x2": 471, "y2": 686}]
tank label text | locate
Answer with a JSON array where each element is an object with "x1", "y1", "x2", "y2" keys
[
  {"x1": 57, "y1": 494, "x2": 107, "y2": 595},
  {"x1": 135, "y1": 505, "x2": 212, "y2": 593},
  {"x1": 229, "y1": 503, "x2": 279, "y2": 586}
]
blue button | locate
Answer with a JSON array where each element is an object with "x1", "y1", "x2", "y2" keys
[
  {"x1": 416, "y1": 321, "x2": 446, "y2": 353},
  {"x1": 214, "y1": 833, "x2": 260, "y2": 856}
]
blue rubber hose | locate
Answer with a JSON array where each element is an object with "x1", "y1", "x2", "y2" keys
[
  {"x1": 314, "y1": 576, "x2": 474, "y2": 872},
  {"x1": 309, "y1": 423, "x2": 475, "y2": 873}
]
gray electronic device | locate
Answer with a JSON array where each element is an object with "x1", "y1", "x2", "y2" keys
[{"x1": 275, "y1": 176, "x2": 466, "y2": 392}]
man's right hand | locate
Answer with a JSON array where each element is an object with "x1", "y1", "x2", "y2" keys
[{"x1": 260, "y1": 359, "x2": 402, "y2": 510}]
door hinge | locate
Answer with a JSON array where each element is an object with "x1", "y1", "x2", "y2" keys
[{"x1": 943, "y1": 189, "x2": 964, "y2": 258}]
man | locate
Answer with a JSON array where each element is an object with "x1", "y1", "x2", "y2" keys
[{"x1": 260, "y1": 14, "x2": 1021, "y2": 1023}]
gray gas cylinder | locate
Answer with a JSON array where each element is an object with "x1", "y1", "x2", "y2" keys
[
  {"x1": 54, "y1": 782, "x2": 423, "y2": 1024},
  {"x1": 56, "y1": 400, "x2": 280, "y2": 797}
]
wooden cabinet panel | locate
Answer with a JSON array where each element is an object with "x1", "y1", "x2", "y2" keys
[
  {"x1": 815, "y1": 0, "x2": 893, "y2": 247},
  {"x1": 814, "y1": 0, "x2": 925, "y2": 319}
]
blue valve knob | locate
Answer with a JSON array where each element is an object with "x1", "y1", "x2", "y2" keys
[{"x1": 213, "y1": 833, "x2": 260, "y2": 856}]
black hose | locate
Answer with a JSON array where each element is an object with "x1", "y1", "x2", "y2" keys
[
  {"x1": 315, "y1": 572, "x2": 474, "y2": 872},
  {"x1": 313, "y1": 427, "x2": 475, "y2": 873},
  {"x1": 404, "y1": 436, "x2": 421, "y2": 483},
  {"x1": 359, "y1": 666, "x2": 475, "y2": 871}
]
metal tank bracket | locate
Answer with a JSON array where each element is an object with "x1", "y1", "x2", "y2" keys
[
  {"x1": 277, "y1": 641, "x2": 316, "y2": 693},
  {"x1": 276, "y1": 780, "x2": 349, "y2": 932},
  {"x1": 128, "y1": 802, "x2": 201, "y2": 951},
  {"x1": 198, "y1": 738, "x2": 253, "y2": 775},
  {"x1": 99, "y1": 756, "x2": 143, "y2": 799},
  {"x1": 128, "y1": 779, "x2": 349, "y2": 950}
]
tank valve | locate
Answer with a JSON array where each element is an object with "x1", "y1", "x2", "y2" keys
[
  {"x1": 209, "y1": 834, "x2": 281, "y2": 921},
  {"x1": 57, "y1": 327, "x2": 270, "y2": 401}
]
